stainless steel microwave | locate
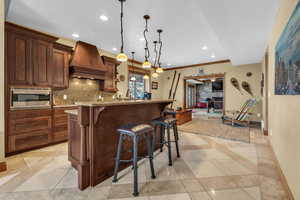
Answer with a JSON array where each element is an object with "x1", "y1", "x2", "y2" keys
[{"x1": 10, "y1": 88, "x2": 51, "y2": 110}]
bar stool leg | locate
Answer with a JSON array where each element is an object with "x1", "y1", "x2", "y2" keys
[
  {"x1": 113, "y1": 134, "x2": 124, "y2": 182},
  {"x1": 160, "y1": 125, "x2": 164, "y2": 152},
  {"x1": 133, "y1": 135, "x2": 139, "y2": 196},
  {"x1": 146, "y1": 132, "x2": 156, "y2": 179},
  {"x1": 167, "y1": 127, "x2": 173, "y2": 166},
  {"x1": 173, "y1": 123, "x2": 180, "y2": 158}
]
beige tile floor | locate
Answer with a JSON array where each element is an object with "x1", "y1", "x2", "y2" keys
[{"x1": 0, "y1": 122, "x2": 289, "y2": 200}]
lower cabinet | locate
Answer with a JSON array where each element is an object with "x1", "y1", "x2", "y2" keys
[
  {"x1": 8, "y1": 109, "x2": 52, "y2": 153},
  {"x1": 7, "y1": 107, "x2": 77, "y2": 154}
]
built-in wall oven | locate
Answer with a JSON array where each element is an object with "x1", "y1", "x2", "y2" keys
[{"x1": 10, "y1": 88, "x2": 51, "y2": 110}]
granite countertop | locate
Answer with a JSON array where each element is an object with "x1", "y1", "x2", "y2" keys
[
  {"x1": 53, "y1": 104, "x2": 78, "y2": 108},
  {"x1": 64, "y1": 109, "x2": 78, "y2": 115},
  {"x1": 74, "y1": 99, "x2": 173, "y2": 107}
]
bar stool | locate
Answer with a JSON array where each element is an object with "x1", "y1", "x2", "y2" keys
[
  {"x1": 151, "y1": 109, "x2": 180, "y2": 166},
  {"x1": 112, "y1": 123, "x2": 156, "y2": 196}
]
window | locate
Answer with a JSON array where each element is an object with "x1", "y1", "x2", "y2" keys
[{"x1": 129, "y1": 73, "x2": 146, "y2": 99}]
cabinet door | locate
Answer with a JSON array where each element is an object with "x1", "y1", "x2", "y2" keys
[
  {"x1": 32, "y1": 40, "x2": 53, "y2": 86},
  {"x1": 52, "y1": 48, "x2": 69, "y2": 89},
  {"x1": 104, "y1": 62, "x2": 117, "y2": 92},
  {"x1": 7, "y1": 31, "x2": 32, "y2": 85}
]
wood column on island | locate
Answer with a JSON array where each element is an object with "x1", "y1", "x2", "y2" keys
[{"x1": 66, "y1": 100, "x2": 173, "y2": 190}]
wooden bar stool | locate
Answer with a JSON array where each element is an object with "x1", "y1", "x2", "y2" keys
[
  {"x1": 112, "y1": 123, "x2": 156, "y2": 196},
  {"x1": 151, "y1": 109, "x2": 180, "y2": 166}
]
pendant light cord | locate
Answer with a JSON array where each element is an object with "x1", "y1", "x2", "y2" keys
[
  {"x1": 153, "y1": 41, "x2": 158, "y2": 67},
  {"x1": 143, "y1": 15, "x2": 150, "y2": 61},
  {"x1": 120, "y1": 0, "x2": 125, "y2": 53},
  {"x1": 157, "y1": 30, "x2": 163, "y2": 67}
]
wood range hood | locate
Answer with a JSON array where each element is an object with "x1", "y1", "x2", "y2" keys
[{"x1": 70, "y1": 41, "x2": 107, "y2": 80}]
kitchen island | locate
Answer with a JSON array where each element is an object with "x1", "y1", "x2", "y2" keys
[{"x1": 66, "y1": 99, "x2": 173, "y2": 190}]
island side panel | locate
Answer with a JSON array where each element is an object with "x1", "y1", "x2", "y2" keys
[{"x1": 90, "y1": 102, "x2": 169, "y2": 187}]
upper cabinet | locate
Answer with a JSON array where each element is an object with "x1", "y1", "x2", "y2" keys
[
  {"x1": 101, "y1": 56, "x2": 120, "y2": 92},
  {"x1": 52, "y1": 43, "x2": 73, "y2": 89},
  {"x1": 6, "y1": 31, "x2": 33, "y2": 85},
  {"x1": 32, "y1": 39, "x2": 53, "y2": 86},
  {"x1": 5, "y1": 22, "x2": 58, "y2": 87}
]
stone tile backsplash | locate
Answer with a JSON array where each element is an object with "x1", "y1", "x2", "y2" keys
[{"x1": 53, "y1": 78, "x2": 115, "y2": 105}]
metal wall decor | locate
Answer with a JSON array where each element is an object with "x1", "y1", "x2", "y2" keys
[
  {"x1": 242, "y1": 81, "x2": 253, "y2": 96},
  {"x1": 246, "y1": 72, "x2": 252, "y2": 77},
  {"x1": 230, "y1": 77, "x2": 242, "y2": 94}
]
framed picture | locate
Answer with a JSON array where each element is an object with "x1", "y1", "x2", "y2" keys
[
  {"x1": 152, "y1": 81, "x2": 158, "y2": 90},
  {"x1": 275, "y1": 1, "x2": 300, "y2": 95}
]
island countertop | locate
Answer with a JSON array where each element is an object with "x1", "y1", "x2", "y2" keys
[
  {"x1": 66, "y1": 98, "x2": 173, "y2": 190},
  {"x1": 74, "y1": 99, "x2": 173, "y2": 107}
]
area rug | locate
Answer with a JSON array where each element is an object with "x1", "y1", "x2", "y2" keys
[{"x1": 178, "y1": 117, "x2": 250, "y2": 143}]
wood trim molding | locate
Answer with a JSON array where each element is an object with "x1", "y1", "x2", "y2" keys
[
  {"x1": 128, "y1": 65, "x2": 151, "y2": 75},
  {"x1": 0, "y1": 162, "x2": 7, "y2": 172},
  {"x1": 127, "y1": 58, "x2": 143, "y2": 66},
  {"x1": 184, "y1": 73, "x2": 225, "y2": 80},
  {"x1": 164, "y1": 60, "x2": 231, "y2": 71},
  {"x1": 268, "y1": 140, "x2": 294, "y2": 200}
]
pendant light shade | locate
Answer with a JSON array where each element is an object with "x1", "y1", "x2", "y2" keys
[
  {"x1": 117, "y1": 53, "x2": 128, "y2": 62},
  {"x1": 152, "y1": 72, "x2": 158, "y2": 78},
  {"x1": 142, "y1": 61, "x2": 151, "y2": 69},
  {"x1": 117, "y1": 0, "x2": 127, "y2": 62},
  {"x1": 130, "y1": 76, "x2": 136, "y2": 81},
  {"x1": 156, "y1": 67, "x2": 164, "y2": 73},
  {"x1": 143, "y1": 74, "x2": 149, "y2": 80}
]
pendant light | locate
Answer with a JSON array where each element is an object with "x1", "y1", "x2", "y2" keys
[
  {"x1": 152, "y1": 40, "x2": 159, "y2": 78},
  {"x1": 143, "y1": 74, "x2": 150, "y2": 80},
  {"x1": 156, "y1": 29, "x2": 164, "y2": 73},
  {"x1": 130, "y1": 52, "x2": 136, "y2": 81},
  {"x1": 116, "y1": 0, "x2": 128, "y2": 62},
  {"x1": 142, "y1": 15, "x2": 151, "y2": 68}
]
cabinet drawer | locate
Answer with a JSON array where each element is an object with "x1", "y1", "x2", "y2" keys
[
  {"x1": 8, "y1": 131, "x2": 50, "y2": 153},
  {"x1": 9, "y1": 116, "x2": 52, "y2": 136},
  {"x1": 9, "y1": 109, "x2": 52, "y2": 119}
]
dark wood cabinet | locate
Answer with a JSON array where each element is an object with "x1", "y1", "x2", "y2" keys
[
  {"x1": 32, "y1": 40, "x2": 53, "y2": 86},
  {"x1": 53, "y1": 106, "x2": 77, "y2": 143},
  {"x1": 52, "y1": 43, "x2": 73, "y2": 89},
  {"x1": 101, "y1": 56, "x2": 119, "y2": 92},
  {"x1": 5, "y1": 22, "x2": 58, "y2": 87},
  {"x1": 6, "y1": 31, "x2": 32, "y2": 85},
  {"x1": 7, "y1": 109, "x2": 52, "y2": 153}
]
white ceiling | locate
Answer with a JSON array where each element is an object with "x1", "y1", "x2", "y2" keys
[{"x1": 7, "y1": 0, "x2": 279, "y2": 68}]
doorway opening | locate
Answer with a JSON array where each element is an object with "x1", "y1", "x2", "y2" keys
[{"x1": 184, "y1": 74, "x2": 225, "y2": 118}]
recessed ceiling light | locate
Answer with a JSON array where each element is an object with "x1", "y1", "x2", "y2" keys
[
  {"x1": 100, "y1": 15, "x2": 109, "y2": 21},
  {"x1": 202, "y1": 46, "x2": 208, "y2": 50},
  {"x1": 72, "y1": 33, "x2": 79, "y2": 38},
  {"x1": 139, "y1": 37, "x2": 145, "y2": 41},
  {"x1": 211, "y1": 54, "x2": 216, "y2": 58},
  {"x1": 112, "y1": 47, "x2": 117, "y2": 51}
]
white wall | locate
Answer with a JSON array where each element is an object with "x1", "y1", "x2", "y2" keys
[{"x1": 266, "y1": 0, "x2": 300, "y2": 198}]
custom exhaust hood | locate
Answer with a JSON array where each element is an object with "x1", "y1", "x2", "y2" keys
[{"x1": 70, "y1": 41, "x2": 107, "y2": 80}]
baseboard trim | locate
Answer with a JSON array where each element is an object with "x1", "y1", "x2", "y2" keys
[
  {"x1": 0, "y1": 162, "x2": 7, "y2": 172},
  {"x1": 268, "y1": 140, "x2": 294, "y2": 199}
]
